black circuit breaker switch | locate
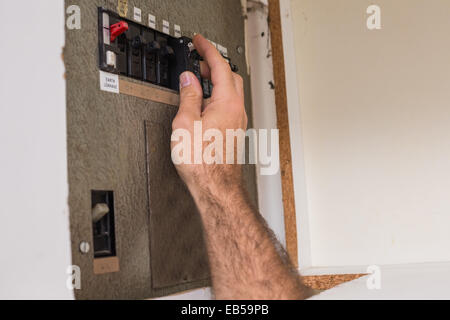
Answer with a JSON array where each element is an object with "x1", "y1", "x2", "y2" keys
[
  {"x1": 156, "y1": 35, "x2": 172, "y2": 87},
  {"x1": 127, "y1": 24, "x2": 143, "y2": 79},
  {"x1": 168, "y1": 37, "x2": 202, "y2": 90},
  {"x1": 92, "y1": 190, "x2": 117, "y2": 258},
  {"x1": 142, "y1": 29, "x2": 158, "y2": 83}
]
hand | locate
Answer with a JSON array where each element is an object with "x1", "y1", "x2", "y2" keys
[
  {"x1": 171, "y1": 36, "x2": 310, "y2": 300},
  {"x1": 171, "y1": 34, "x2": 248, "y2": 198}
]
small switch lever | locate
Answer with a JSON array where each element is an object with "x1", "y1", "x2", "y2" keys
[
  {"x1": 92, "y1": 203, "x2": 110, "y2": 223},
  {"x1": 110, "y1": 21, "x2": 129, "y2": 42},
  {"x1": 131, "y1": 35, "x2": 144, "y2": 49},
  {"x1": 161, "y1": 46, "x2": 175, "y2": 59},
  {"x1": 145, "y1": 41, "x2": 161, "y2": 53}
]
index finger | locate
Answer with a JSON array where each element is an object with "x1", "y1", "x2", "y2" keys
[{"x1": 193, "y1": 34, "x2": 235, "y2": 98}]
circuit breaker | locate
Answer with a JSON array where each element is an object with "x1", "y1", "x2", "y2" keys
[
  {"x1": 98, "y1": 8, "x2": 238, "y2": 98},
  {"x1": 65, "y1": 0, "x2": 257, "y2": 300}
]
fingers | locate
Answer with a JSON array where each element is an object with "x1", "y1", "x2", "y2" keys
[
  {"x1": 176, "y1": 71, "x2": 203, "y2": 121},
  {"x1": 200, "y1": 61, "x2": 211, "y2": 79},
  {"x1": 193, "y1": 34, "x2": 235, "y2": 97},
  {"x1": 201, "y1": 61, "x2": 243, "y2": 97},
  {"x1": 198, "y1": 46, "x2": 244, "y2": 100}
]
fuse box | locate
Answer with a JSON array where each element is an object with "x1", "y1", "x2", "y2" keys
[
  {"x1": 98, "y1": 8, "x2": 237, "y2": 99},
  {"x1": 66, "y1": 0, "x2": 257, "y2": 300}
]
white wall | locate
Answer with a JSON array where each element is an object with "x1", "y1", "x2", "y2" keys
[
  {"x1": 289, "y1": 0, "x2": 450, "y2": 268},
  {"x1": 0, "y1": 1, "x2": 73, "y2": 299}
]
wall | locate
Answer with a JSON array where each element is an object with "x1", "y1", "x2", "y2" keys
[
  {"x1": 0, "y1": 1, "x2": 73, "y2": 299},
  {"x1": 290, "y1": 0, "x2": 450, "y2": 267}
]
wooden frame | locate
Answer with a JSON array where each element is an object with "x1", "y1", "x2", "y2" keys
[{"x1": 268, "y1": 0, "x2": 299, "y2": 268}]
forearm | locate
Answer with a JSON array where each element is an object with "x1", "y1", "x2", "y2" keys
[{"x1": 189, "y1": 180, "x2": 310, "y2": 300}]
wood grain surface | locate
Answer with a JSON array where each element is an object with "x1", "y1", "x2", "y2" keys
[{"x1": 268, "y1": 0, "x2": 299, "y2": 267}]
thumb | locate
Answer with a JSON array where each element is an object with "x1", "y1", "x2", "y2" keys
[{"x1": 178, "y1": 71, "x2": 203, "y2": 118}]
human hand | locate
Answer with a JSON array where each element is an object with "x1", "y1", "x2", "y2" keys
[{"x1": 171, "y1": 34, "x2": 247, "y2": 198}]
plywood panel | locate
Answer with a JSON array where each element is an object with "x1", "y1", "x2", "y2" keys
[{"x1": 268, "y1": 0, "x2": 299, "y2": 267}]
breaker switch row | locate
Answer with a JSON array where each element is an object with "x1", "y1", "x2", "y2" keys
[{"x1": 98, "y1": 8, "x2": 238, "y2": 99}]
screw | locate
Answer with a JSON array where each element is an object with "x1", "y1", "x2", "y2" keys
[
  {"x1": 79, "y1": 241, "x2": 90, "y2": 254},
  {"x1": 236, "y1": 45, "x2": 244, "y2": 55}
]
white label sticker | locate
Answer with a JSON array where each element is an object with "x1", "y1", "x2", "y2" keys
[
  {"x1": 148, "y1": 14, "x2": 156, "y2": 28},
  {"x1": 100, "y1": 71, "x2": 119, "y2": 93},
  {"x1": 163, "y1": 20, "x2": 170, "y2": 35},
  {"x1": 134, "y1": 7, "x2": 142, "y2": 22},
  {"x1": 103, "y1": 28, "x2": 111, "y2": 45},
  {"x1": 102, "y1": 13, "x2": 110, "y2": 28},
  {"x1": 174, "y1": 24, "x2": 181, "y2": 38},
  {"x1": 102, "y1": 13, "x2": 110, "y2": 45}
]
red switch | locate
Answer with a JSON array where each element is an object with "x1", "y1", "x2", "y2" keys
[{"x1": 110, "y1": 21, "x2": 129, "y2": 42}]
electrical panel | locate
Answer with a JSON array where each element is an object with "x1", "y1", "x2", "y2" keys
[
  {"x1": 65, "y1": 0, "x2": 257, "y2": 300},
  {"x1": 98, "y1": 8, "x2": 238, "y2": 98}
]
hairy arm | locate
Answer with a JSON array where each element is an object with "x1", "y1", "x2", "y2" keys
[
  {"x1": 172, "y1": 34, "x2": 311, "y2": 300},
  {"x1": 190, "y1": 178, "x2": 309, "y2": 300}
]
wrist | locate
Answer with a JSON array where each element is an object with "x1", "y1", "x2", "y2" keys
[
  {"x1": 187, "y1": 175, "x2": 247, "y2": 217},
  {"x1": 189, "y1": 180, "x2": 244, "y2": 204}
]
